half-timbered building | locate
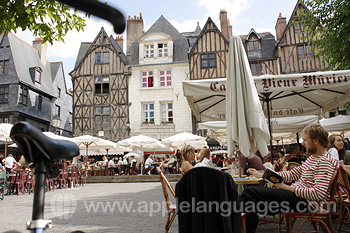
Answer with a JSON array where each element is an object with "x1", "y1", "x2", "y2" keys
[
  {"x1": 275, "y1": 1, "x2": 328, "y2": 74},
  {"x1": 188, "y1": 17, "x2": 229, "y2": 80},
  {"x1": 70, "y1": 28, "x2": 129, "y2": 141}
]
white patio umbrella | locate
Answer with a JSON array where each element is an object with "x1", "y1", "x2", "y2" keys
[
  {"x1": 161, "y1": 132, "x2": 207, "y2": 149},
  {"x1": 320, "y1": 115, "x2": 350, "y2": 132},
  {"x1": 0, "y1": 123, "x2": 13, "y2": 158},
  {"x1": 72, "y1": 135, "x2": 120, "y2": 166},
  {"x1": 226, "y1": 35, "x2": 270, "y2": 162},
  {"x1": 117, "y1": 135, "x2": 170, "y2": 151}
]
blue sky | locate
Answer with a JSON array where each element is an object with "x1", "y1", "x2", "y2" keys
[{"x1": 15, "y1": 0, "x2": 298, "y2": 90}]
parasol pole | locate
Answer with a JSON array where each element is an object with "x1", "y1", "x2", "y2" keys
[
  {"x1": 263, "y1": 92, "x2": 273, "y2": 162},
  {"x1": 4, "y1": 138, "x2": 7, "y2": 159}
]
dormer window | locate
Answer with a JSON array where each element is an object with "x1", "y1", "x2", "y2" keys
[
  {"x1": 34, "y1": 67, "x2": 42, "y2": 83},
  {"x1": 145, "y1": 45, "x2": 154, "y2": 58},
  {"x1": 158, "y1": 43, "x2": 168, "y2": 57},
  {"x1": 248, "y1": 41, "x2": 260, "y2": 51}
]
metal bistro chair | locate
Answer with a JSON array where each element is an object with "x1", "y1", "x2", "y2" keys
[
  {"x1": 157, "y1": 167, "x2": 177, "y2": 233},
  {"x1": 0, "y1": 170, "x2": 5, "y2": 200}
]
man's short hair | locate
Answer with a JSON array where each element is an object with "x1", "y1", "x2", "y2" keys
[
  {"x1": 302, "y1": 124, "x2": 328, "y2": 148},
  {"x1": 286, "y1": 144, "x2": 298, "y2": 155}
]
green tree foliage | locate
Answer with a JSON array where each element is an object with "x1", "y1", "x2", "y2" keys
[
  {"x1": 299, "y1": 0, "x2": 350, "y2": 70},
  {"x1": 0, "y1": 0, "x2": 86, "y2": 44}
]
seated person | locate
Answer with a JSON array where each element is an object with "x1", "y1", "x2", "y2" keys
[
  {"x1": 216, "y1": 156, "x2": 224, "y2": 168},
  {"x1": 181, "y1": 145, "x2": 195, "y2": 173},
  {"x1": 240, "y1": 124, "x2": 338, "y2": 233},
  {"x1": 144, "y1": 155, "x2": 155, "y2": 175},
  {"x1": 108, "y1": 157, "x2": 118, "y2": 174},
  {"x1": 287, "y1": 144, "x2": 305, "y2": 164},
  {"x1": 240, "y1": 153, "x2": 265, "y2": 175},
  {"x1": 129, "y1": 155, "x2": 137, "y2": 170},
  {"x1": 160, "y1": 154, "x2": 176, "y2": 170},
  {"x1": 194, "y1": 148, "x2": 215, "y2": 168}
]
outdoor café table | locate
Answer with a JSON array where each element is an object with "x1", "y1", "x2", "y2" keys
[{"x1": 232, "y1": 176, "x2": 266, "y2": 194}]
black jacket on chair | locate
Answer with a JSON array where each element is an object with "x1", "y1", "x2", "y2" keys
[{"x1": 175, "y1": 167, "x2": 242, "y2": 233}]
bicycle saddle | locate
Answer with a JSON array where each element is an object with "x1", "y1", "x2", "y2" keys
[{"x1": 10, "y1": 122, "x2": 79, "y2": 164}]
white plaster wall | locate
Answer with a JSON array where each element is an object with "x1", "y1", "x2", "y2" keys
[{"x1": 129, "y1": 62, "x2": 192, "y2": 139}]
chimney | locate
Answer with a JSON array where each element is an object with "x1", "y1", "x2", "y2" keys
[
  {"x1": 219, "y1": 10, "x2": 229, "y2": 40},
  {"x1": 126, "y1": 12, "x2": 144, "y2": 64},
  {"x1": 275, "y1": 13, "x2": 286, "y2": 41},
  {"x1": 115, "y1": 36, "x2": 124, "y2": 52},
  {"x1": 32, "y1": 38, "x2": 47, "y2": 66},
  {"x1": 228, "y1": 19, "x2": 233, "y2": 38}
]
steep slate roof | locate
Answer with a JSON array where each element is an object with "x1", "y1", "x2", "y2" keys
[
  {"x1": 189, "y1": 17, "x2": 229, "y2": 55},
  {"x1": 276, "y1": 0, "x2": 307, "y2": 46},
  {"x1": 72, "y1": 27, "x2": 127, "y2": 72},
  {"x1": 239, "y1": 30, "x2": 277, "y2": 61},
  {"x1": 7, "y1": 32, "x2": 55, "y2": 97},
  {"x1": 109, "y1": 35, "x2": 126, "y2": 63},
  {"x1": 74, "y1": 42, "x2": 91, "y2": 69},
  {"x1": 130, "y1": 15, "x2": 189, "y2": 65},
  {"x1": 181, "y1": 22, "x2": 202, "y2": 50}
]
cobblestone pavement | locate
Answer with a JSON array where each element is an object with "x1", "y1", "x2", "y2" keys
[{"x1": 0, "y1": 182, "x2": 342, "y2": 233}]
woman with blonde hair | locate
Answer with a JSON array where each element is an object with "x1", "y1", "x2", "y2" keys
[
  {"x1": 181, "y1": 145, "x2": 195, "y2": 173},
  {"x1": 194, "y1": 148, "x2": 215, "y2": 168}
]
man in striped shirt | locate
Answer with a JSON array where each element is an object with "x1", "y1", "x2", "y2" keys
[{"x1": 239, "y1": 124, "x2": 337, "y2": 233}]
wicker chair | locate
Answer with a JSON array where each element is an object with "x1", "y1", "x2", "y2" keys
[
  {"x1": 157, "y1": 167, "x2": 177, "y2": 233},
  {"x1": 332, "y1": 166, "x2": 350, "y2": 233},
  {"x1": 282, "y1": 169, "x2": 338, "y2": 233}
]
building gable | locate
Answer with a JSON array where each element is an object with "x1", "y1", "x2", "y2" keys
[{"x1": 188, "y1": 17, "x2": 229, "y2": 80}]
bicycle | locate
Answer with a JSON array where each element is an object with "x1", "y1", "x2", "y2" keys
[{"x1": 10, "y1": 122, "x2": 80, "y2": 233}]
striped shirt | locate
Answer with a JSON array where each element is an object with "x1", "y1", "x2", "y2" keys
[{"x1": 278, "y1": 153, "x2": 337, "y2": 202}]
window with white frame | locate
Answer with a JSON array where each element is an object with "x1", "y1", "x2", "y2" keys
[
  {"x1": 55, "y1": 104, "x2": 61, "y2": 117},
  {"x1": 95, "y1": 76, "x2": 109, "y2": 94},
  {"x1": 158, "y1": 43, "x2": 168, "y2": 57},
  {"x1": 160, "y1": 70, "x2": 171, "y2": 87},
  {"x1": 34, "y1": 67, "x2": 42, "y2": 83},
  {"x1": 69, "y1": 112, "x2": 73, "y2": 124},
  {"x1": 142, "y1": 103, "x2": 154, "y2": 124},
  {"x1": 95, "y1": 107, "x2": 110, "y2": 130},
  {"x1": 161, "y1": 102, "x2": 173, "y2": 123},
  {"x1": 144, "y1": 44, "x2": 154, "y2": 58},
  {"x1": 142, "y1": 71, "x2": 154, "y2": 88}
]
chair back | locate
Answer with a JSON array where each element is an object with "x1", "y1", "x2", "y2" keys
[
  {"x1": 157, "y1": 167, "x2": 175, "y2": 210},
  {"x1": 175, "y1": 167, "x2": 242, "y2": 233},
  {"x1": 287, "y1": 162, "x2": 300, "y2": 170},
  {"x1": 331, "y1": 166, "x2": 350, "y2": 202}
]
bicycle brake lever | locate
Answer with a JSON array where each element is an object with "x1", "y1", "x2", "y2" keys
[{"x1": 55, "y1": 0, "x2": 126, "y2": 34}]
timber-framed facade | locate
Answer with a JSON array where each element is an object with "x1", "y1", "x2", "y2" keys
[
  {"x1": 276, "y1": 1, "x2": 328, "y2": 74},
  {"x1": 70, "y1": 28, "x2": 129, "y2": 141},
  {"x1": 188, "y1": 18, "x2": 229, "y2": 80}
]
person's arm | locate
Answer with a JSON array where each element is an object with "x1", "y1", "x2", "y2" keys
[
  {"x1": 293, "y1": 158, "x2": 336, "y2": 201},
  {"x1": 247, "y1": 168, "x2": 263, "y2": 178},
  {"x1": 328, "y1": 148, "x2": 339, "y2": 161}
]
